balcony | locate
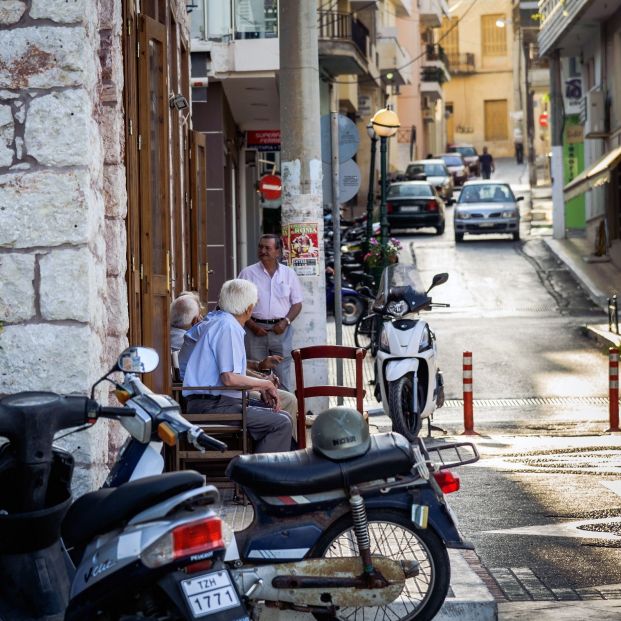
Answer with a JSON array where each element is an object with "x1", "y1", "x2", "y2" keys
[
  {"x1": 418, "y1": 0, "x2": 449, "y2": 28},
  {"x1": 422, "y1": 44, "x2": 450, "y2": 81},
  {"x1": 420, "y1": 67, "x2": 446, "y2": 101},
  {"x1": 446, "y1": 52, "x2": 475, "y2": 74},
  {"x1": 318, "y1": 10, "x2": 370, "y2": 77},
  {"x1": 377, "y1": 28, "x2": 412, "y2": 85}
]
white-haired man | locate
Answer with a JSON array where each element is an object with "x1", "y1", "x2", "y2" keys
[
  {"x1": 183, "y1": 279, "x2": 292, "y2": 453},
  {"x1": 170, "y1": 293, "x2": 202, "y2": 351}
]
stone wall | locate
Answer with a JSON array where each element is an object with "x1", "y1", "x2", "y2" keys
[{"x1": 0, "y1": 0, "x2": 128, "y2": 491}]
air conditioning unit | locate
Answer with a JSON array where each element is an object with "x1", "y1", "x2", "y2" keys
[{"x1": 584, "y1": 89, "x2": 608, "y2": 138}]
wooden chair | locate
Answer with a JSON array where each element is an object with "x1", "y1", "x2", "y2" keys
[
  {"x1": 169, "y1": 352, "x2": 252, "y2": 493},
  {"x1": 292, "y1": 345, "x2": 367, "y2": 448}
]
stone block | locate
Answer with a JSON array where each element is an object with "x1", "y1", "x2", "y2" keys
[
  {"x1": 31, "y1": 0, "x2": 87, "y2": 24},
  {"x1": 0, "y1": 103, "x2": 14, "y2": 166},
  {"x1": 0, "y1": 323, "x2": 104, "y2": 394},
  {"x1": 26, "y1": 90, "x2": 101, "y2": 167},
  {"x1": 0, "y1": 1, "x2": 26, "y2": 25},
  {"x1": 104, "y1": 217, "x2": 127, "y2": 277},
  {"x1": 99, "y1": 104, "x2": 123, "y2": 165},
  {"x1": 103, "y1": 164, "x2": 127, "y2": 218},
  {"x1": 39, "y1": 247, "x2": 102, "y2": 322},
  {"x1": 0, "y1": 253, "x2": 35, "y2": 321},
  {"x1": 0, "y1": 27, "x2": 97, "y2": 90},
  {"x1": 106, "y1": 275, "x2": 129, "y2": 337},
  {"x1": 0, "y1": 170, "x2": 100, "y2": 248}
]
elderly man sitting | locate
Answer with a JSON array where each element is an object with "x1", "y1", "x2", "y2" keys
[
  {"x1": 182, "y1": 279, "x2": 292, "y2": 453},
  {"x1": 170, "y1": 293, "x2": 202, "y2": 351}
]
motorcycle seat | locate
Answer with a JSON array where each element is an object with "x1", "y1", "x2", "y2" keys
[
  {"x1": 227, "y1": 432, "x2": 414, "y2": 496},
  {"x1": 62, "y1": 471, "x2": 205, "y2": 549}
]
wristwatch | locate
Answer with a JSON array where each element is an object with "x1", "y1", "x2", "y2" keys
[{"x1": 283, "y1": 317, "x2": 291, "y2": 326}]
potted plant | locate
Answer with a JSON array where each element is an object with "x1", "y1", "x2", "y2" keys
[{"x1": 364, "y1": 237, "x2": 402, "y2": 285}]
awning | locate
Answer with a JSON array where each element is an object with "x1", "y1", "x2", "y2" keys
[{"x1": 564, "y1": 145, "x2": 621, "y2": 201}]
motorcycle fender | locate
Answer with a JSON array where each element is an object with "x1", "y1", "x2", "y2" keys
[{"x1": 385, "y1": 358, "x2": 419, "y2": 382}]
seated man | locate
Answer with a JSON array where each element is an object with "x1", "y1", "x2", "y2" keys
[
  {"x1": 170, "y1": 292, "x2": 202, "y2": 352},
  {"x1": 183, "y1": 279, "x2": 292, "y2": 453}
]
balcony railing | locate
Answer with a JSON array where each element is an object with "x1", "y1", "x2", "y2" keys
[
  {"x1": 421, "y1": 66, "x2": 447, "y2": 84},
  {"x1": 317, "y1": 10, "x2": 368, "y2": 58},
  {"x1": 446, "y1": 52, "x2": 475, "y2": 74},
  {"x1": 425, "y1": 44, "x2": 449, "y2": 68}
]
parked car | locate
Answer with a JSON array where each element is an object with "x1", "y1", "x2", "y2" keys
[
  {"x1": 453, "y1": 180, "x2": 523, "y2": 242},
  {"x1": 447, "y1": 144, "x2": 480, "y2": 176},
  {"x1": 386, "y1": 180, "x2": 446, "y2": 235},
  {"x1": 405, "y1": 159, "x2": 454, "y2": 204},
  {"x1": 437, "y1": 152, "x2": 468, "y2": 186}
]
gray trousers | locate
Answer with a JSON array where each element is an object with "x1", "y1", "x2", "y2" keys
[
  {"x1": 186, "y1": 395, "x2": 292, "y2": 453},
  {"x1": 245, "y1": 323, "x2": 294, "y2": 390}
]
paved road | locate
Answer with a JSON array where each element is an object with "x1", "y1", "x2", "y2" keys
[{"x1": 374, "y1": 158, "x2": 621, "y2": 607}]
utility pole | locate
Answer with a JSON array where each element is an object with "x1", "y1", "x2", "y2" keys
[
  {"x1": 279, "y1": 0, "x2": 328, "y2": 403},
  {"x1": 549, "y1": 49, "x2": 565, "y2": 239}
]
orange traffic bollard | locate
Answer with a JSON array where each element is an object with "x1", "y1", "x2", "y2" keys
[
  {"x1": 608, "y1": 347, "x2": 620, "y2": 432},
  {"x1": 462, "y1": 351, "x2": 478, "y2": 435}
]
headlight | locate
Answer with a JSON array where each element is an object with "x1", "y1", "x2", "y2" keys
[
  {"x1": 379, "y1": 326, "x2": 390, "y2": 352},
  {"x1": 386, "y1": 300, "x2": 407, "y2": 317},
  {"x1": 419, "y1": 329, "x2": 431, "y2": 352},
  {"x1": 502, "y1": 210, "x2": 517, "y2": 218},
  {"x1": 455, "y1": 210, "x2": 470, "y2": 219}
]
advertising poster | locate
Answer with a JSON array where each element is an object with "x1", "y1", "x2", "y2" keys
[
  {"x1": 563, "y1": 115, "x2": 585, "y2": 230},
  {"x1": 282, "y1": 222, "x2": 319, "y2": 277}
]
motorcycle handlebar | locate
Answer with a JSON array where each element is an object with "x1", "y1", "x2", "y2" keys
[
  {"x1": 197, "y1": 432, "x2": 228, "y2": 452},
  {"x1": 98, "y1": 406, "x2": 136, "y2": 418}
]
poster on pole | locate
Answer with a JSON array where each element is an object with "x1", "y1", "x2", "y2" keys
[{"x1": 282, "y1": 222, "x2": 320, "y2": 277}]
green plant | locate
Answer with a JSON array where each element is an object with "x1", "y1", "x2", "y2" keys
[{"x1": 364, "y1": 237, "x2": 402, "y2": 268}]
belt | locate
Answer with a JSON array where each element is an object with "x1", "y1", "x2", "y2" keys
[
  {"x1": 252, "y1": 317, "x2": 284, "y2": 325},
  {"x1": 186, "y1": 394, "x2": 219, "y2": 401}
]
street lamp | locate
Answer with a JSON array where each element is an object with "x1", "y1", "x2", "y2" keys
[
  {"x1": 365, "y1": 122, "x2": 378, "y2": 254},
  {"x1": 371, "y1": 107, "x2": 400, "y2": 253}
]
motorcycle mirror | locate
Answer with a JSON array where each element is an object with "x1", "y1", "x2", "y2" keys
[
  {"x1": 117, "y1": 347, "x2": 159, "y2": 374},
  {"x1": 427, "y1": 273, "x2": 449, "y2": 293}
]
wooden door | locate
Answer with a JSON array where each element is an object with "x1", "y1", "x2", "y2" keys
[
  {"x1": 190, "y1": 130, "x2": 209, "y2": 303},
  {"x1": 138, "y1": 14, "x2": 171, "y2": 393},
  {"x1": 484, "y1": 99, "x2": 508, "y2": 142}
]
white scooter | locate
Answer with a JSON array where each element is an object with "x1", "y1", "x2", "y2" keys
[{"x1": 374, "y1": 263, "x2": 449, "y2": 440}]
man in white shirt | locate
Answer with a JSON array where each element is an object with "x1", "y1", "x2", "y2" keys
[
  {"x1": 238, "y1": 234, "x2": 303, "y2": 390},
  {"x1": 183, "y1": 279, "x2": 292, "y2": 453}
]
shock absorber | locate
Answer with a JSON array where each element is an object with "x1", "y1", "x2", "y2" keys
[{"x1": 349, "y1": 486, "x2": 373, "y2": 574}]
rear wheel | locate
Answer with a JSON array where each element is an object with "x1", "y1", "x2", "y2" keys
[
  {"x1": 388, "y1": 374, "x2": 424, "y2": 441},
  {"x1": 435, "y1": 221, "x2": 445, "y2": 235},
  {"x1": 342, "y1": 295, "x2": 366, "y2": 326},
  {"x1": 310, "y1": 509, "x2": 451, "y2": 621}
]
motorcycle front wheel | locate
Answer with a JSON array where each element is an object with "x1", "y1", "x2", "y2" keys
[
  {"x1": 310, "y1": 509, "x2": 450, "y2": 621},
  {"x1": 354, "y1": 313, "x2": 381, "y2": 356},
  {"x1": 388, "y1": 375, "x2": 424, "y2": 441},
  {"x1": 342, "y1": 295, "x2": 366, "y2": 325}
]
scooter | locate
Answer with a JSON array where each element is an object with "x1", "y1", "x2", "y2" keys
[
  {"x1": 92, "y1": 353, "x2": 479, "y2": 621},
  {"x1": 325, "y1": 271, "x2": 369, "y2": 325},
  {"x1": 0, "y1": 346, "x2": 249, "y2": 621},
  {"x1": 374, "y1": 262, "x2": 450, "y2": 440}
]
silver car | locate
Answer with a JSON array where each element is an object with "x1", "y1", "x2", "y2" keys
[
  {"x1": 453, "y1": 181, "x2": 523, "y2": 242},
  {"x1": 405, "y1": 159, "x2": 454, "y2": 204}
]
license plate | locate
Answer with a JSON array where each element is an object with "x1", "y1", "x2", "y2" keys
[
  {"x1": 478, "y1": 222, "x2": 495, "y2": 228},
  {"x1": 181, "y1": 570, "x2": 241, "y2": 618},
  {"x1": 401, "y1": 206, "x2": 420, "y2": 213}
]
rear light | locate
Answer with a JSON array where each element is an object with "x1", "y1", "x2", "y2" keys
[
  {"x1": 427, "y1": 200, "x2": 438, "y2": 212},
  {"x1": 142, "y1": 516, "x2": 225, "y2": 568},
  {"x1": 387, "y1": 202, "x2": 394, "y2": 214},
  {"x1": 433, "y1": 470, "x2": 460, "y2": 494}
]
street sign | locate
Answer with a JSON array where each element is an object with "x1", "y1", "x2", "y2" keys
[
  {"x1": 322, "y1": 159, "x2": 361, "y2": 205},
  {"x1": 320, "y1": 113, "x2": 360, "y2": 164},
  {"x1": 258, "y1": 174, "x2": 282, "y2": 200}
]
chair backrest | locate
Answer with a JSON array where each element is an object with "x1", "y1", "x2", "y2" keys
[{"x1": 292, "y1": 345, "x2": 366, "y2": 448}]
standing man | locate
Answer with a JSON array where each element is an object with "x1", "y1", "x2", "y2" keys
[
  {"x1": 479, "y1": 146, "x2": 495, "y2": 179},
  {"x1": 239, "y1": 234, "x2": 303, "y2": 390},
  {"x1": 183, "y1": 279, "x2": 292, "y2": 454}
]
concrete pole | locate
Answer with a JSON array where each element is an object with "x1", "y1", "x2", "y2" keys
[
  {"x1": 524, "y1": 42, "x2": 537, "y2": 188},
  {"x1": 279, "y1": 0, "x2": 328, "y2": 400},
  {"x1": 549, "y1": 50, "x2": 566, "y2": 239}
]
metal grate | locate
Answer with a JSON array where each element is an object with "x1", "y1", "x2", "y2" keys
[{"x1": 444, "y1": 396, "x2": 611, "y2": 408}]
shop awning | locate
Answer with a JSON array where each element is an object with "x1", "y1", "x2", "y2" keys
[{"x1": 564, "y1": 145, "x2": 621, "y2": 201}]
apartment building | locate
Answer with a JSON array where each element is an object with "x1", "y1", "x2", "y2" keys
[
  {"x1": 441, "y1": 0, "x2": 517, "y2": 157},
  {"x1": 538, "y1": 0, "x2": 621, "y2": 263}
]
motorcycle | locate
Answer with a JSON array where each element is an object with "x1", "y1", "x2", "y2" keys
[
  {"x1": 373, "y1": 262, "x2": 450, "y2": 440},
  {"x1": 325, "y1": 270, "x2": 371, "y2": 325},
  {"x1": 94, "y1": 352, "x2": 478, "y2": 621},
  {"x1": 0, "y1": 346, "x2": 249, "y2": 621}
]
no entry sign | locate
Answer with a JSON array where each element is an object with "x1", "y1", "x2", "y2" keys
[{"x1": 259, "y1": 174, "x2": 282, "y2": 200}]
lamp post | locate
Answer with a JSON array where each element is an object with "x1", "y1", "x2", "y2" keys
[
  {"x1": 365, "y1": 122, "x2": 378, "y2": 254},
  {"x1": 371, "y1": 107, "x2": 400, "y2": 255}
]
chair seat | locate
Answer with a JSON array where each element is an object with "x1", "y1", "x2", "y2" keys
[
  {"x1": 226, "y1": 432, "x2": 413, "y2": 496},
  {"x1": 62, "y1": 471, "x2": 205, "y2": 548}
]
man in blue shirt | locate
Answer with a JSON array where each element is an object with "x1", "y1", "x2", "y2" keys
[{"x1": 183, "y1": 279, "x2": 292, "y2": 453}]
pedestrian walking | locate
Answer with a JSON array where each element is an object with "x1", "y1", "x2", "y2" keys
[
  {"x1": 513, "y1": 128, "x2": 524, "y2": 165},
  {"x1": 480, "y1": 146, "x2": 495, "y2": 179},
  {"x1": 238, "y1": 234, "x2": 303, "y2": 390}
]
